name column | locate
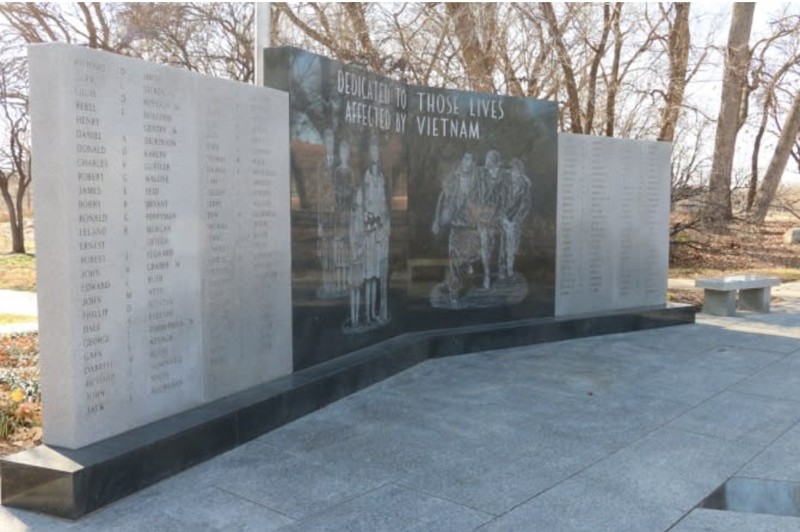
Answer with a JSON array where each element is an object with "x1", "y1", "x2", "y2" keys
[{"x1": 73, "y1": 57, "x2": 115, "y2": 418}]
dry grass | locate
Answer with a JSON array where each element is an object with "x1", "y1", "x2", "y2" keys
[
  {"x1": 0, "y1": 253, "x2": 36, "y2": 292},
  {"x1": 0, "y1": 332, "x2": 41, "y2": 456},
  {"x1": 0, "y1": 314, "x2": 36, "y2": 325},
  {"x1": 668, "y1": 203, "x2": 800, "y2": 304},
  {"x1": 0, "y1": 202, "x2": 37, "y2": 291}
]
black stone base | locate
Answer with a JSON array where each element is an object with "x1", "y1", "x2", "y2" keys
[{"x1": 1, "y1": 304, "x2": 695, "y2": 519}]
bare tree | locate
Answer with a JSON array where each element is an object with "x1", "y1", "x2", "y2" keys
[
  {"x1": 706, "y1": 2, "x2": 756, "y2": 224},
  {"x1": 119, "y1": 3, "x2": 255, "y2": 81},
  {"x1": 751, "y1": 87, "x2": 800, "y2": 223},
  {"x1": 658, "y1": 3, "x2": 691, "y2": 142},
  {"x1": 0, "y1": 55, "x2": 30, "y2": 254},
  {"x1": 745, "y1": 11, "x2": 800, "y2": 211}
]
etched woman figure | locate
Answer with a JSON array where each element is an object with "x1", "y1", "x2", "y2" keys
[
  {"x1": 348, "y1": 187, "x2": 365, "y2": 327},
  {"x1": 316, "y1": 129, "x2": 338, "y2": 296},
  {"x1": 362, "y1": 137, "x2": 390, "y2": 323}
]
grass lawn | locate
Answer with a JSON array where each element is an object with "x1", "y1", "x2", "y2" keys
[
  {"x1": 0, "y1": 314, "x2": 36, "y2": 325},
  {"x1": 0, "y1": 253, "x2": 36, "y2": 292}
]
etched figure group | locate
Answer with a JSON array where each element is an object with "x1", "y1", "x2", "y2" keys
[
  {"x1": 432, "y1": 150, "x2": 531, "y2": 304},
  {"x1": 316, "y1": 131, "x2": 390, "y2": 331}
]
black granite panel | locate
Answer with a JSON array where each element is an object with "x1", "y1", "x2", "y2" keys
[
  {"x1": 1, "y1": 304, "x2": 694, "y2": 519},
  {"x1": 264, "y1": 47, "x2": 559, "y2": 371},
  {"x1": 405, "y1": 86, "x2": 558, "y2": 327},
  {"x1": 264, "y1": 47, "x2": 408, "y2": 371}
]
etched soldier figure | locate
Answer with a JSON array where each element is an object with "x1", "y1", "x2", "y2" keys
[
  {"x1": 332, "y1": 139, "x2": 355, "y2": 296},
  {"x1": 362, "y1": 137, "x2": 390, "y2": 323},
  {"x1": 316, "y1": 129, "x2": 339, "y2": 297},
  {"x1": 474, "y1": 149, "x2": 506, "y2": 289},
  {"x1": 429, "y1": 150, "x2": 531, "y2": 309},
  {"x1": 348, "y1": 187, "x2": 365, "y2": 327},
  {"x1": 432, "y1": 152, "x2": 480, "y2": 301},
  {"x1": 499, "y1": 158, "x2": 531, "y2": 278}
]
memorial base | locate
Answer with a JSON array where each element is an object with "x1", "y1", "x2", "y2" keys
[{"x1": 1, "y1": 304, "x2": 696, "y2": 519}]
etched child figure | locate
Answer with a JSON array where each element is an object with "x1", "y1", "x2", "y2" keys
[
  {"x1": 348, "y1": 187, "x2": 365, "y2": 327},
  {"x1": 362, "y1": 137, "x2": 390, "y2": 323},
  {"x1": 499, "y1": 158, "x2": 531, "y2": 278},
  {"x1": 332, "y1": 140, "x2": 355, "y2": 295},
  {"x1": 316, "y1": 129, "x2": 338, "y2": 296}
]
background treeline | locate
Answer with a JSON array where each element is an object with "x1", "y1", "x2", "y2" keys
[{"x1": 0, "y1": 2, "x2": 799, "y2": 253}]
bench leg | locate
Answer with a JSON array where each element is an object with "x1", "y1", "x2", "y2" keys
[
  {"x1": 703, "y1": 289, "x2": 736, "y2": 316},
  {"x1": 739, "y1": 287, "x2": 771, "y2": 312}
]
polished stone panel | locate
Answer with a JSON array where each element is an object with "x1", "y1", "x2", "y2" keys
[
  {"x1": 263, "y1": 47, "x2": 558, "y2": 370},
  {"x1": 405, "y1": 86, "x2": 558, "y2": 330},
  {"x1": 263, "y1": 47, "x2": 408, "y2": 371},
  {"x1": 556, "y1": 134, "x2": 671, "y2": 316}
]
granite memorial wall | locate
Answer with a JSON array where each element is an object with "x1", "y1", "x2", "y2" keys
[
  {"x1": 263, "y1": 47, "x2": 558, "y2": 370},
  {"x1": 556, "y1": 134, "x2": 671, "y2": 315},
  {"x1": 28, "y1": 44, "x2": 673, "y2": 450},
  {"x1": 5, "y1": 43, "x2": 685, "y2": 518},
  {"x1": 29, "y1": 44, "x2": 292, "y2": 449}
]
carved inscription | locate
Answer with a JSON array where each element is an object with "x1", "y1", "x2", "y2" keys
[
  {"x1": 142, "y1": 71, "x2": 187, "y2": 397},
  {"x1": 74, "y1": 57, "x2": 114, "y2": 417},
  {"x1": 30, "y1": 44, "x2": 292, "y2": 449},
  {"x1": 556, "y1": 134, "x2": 670, "y2": 316}
]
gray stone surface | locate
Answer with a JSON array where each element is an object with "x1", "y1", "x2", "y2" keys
[
  {"x1": 703, "y1": 289, "x2": 738, "y2": 316},
  {"x1": 480, "y1": 427, "x2": 760, "y2": 532},
  {"x1": 739, "y1": 287, "x2": 773, "y2": 312},
  {"x1": 671, "y1": 508, "x2": 800, "y2": 531},
  {"x1": 283, "y1": 484, "x2": 492, "y2": 532},
  {"x1": 668, "y1": 390, "x2": 800, "y2": 446},
  {"x1": 733, "y1": 354, "x2": 800, "y2": 402},
  {"x1": 556, "y1": 134, "x2": 671, "y2": 316},
  {"x1": 7, "y1": 284, "x2": 800, "y2": 530},
  {"x1": 740, "y1": 423, "x2": 800, "y2": 482},
  {"x1": 696, "y1": 275, "x2": 781, "y2": 291},
  {"x1": 28, "y1": 43, "x2": 291, "y2": 448},
  {"x1": 196, "y1": 441, "x2": 390, "y2": 520}
]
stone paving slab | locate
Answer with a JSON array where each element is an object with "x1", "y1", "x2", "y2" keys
[
  {"x1": 671, "y1": 508, "x2": 800, "y2": 531},
  {"x1": 7, "y1": 290, "x2": 800, "y2": 529}
]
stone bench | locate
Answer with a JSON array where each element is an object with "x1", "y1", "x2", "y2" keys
[{"x1": 695, "y1": 275, "x2": 781, "y2": 316}]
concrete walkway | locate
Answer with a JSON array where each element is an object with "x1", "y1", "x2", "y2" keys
[{"x1": 4, "y1": 293, "x2": 800, "y2": 529}]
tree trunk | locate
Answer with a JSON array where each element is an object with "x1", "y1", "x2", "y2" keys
[
  {"x1": 445, "y1": 3, "x2": 495, "y2": 93},
  {"x1": 540, "y1": 2, "x2": 583, "y2": 133},
  {"x1": 585, "y1": 3, "x2": 612, "y2": 135},
  {"x1": 751, "y1": 88, "x2": 800, "y2": 224},
  {"x1": 658, "y1": 3, "x2": 690, "y2": 143},
  {"x1": 604, "y1": 3, "x2": 623, "y2": 137},
  {"x1": 0, "y1": 185, "x2": 24, "y2": 254},
  {"x1": 706, "y1": 2, "x2": 755, "y2": 224},
  {"x1": 747, "y1": 105, "x2": 769, "y2": 211}
]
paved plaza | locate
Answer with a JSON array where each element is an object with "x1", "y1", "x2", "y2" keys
[{"x1": 4, "y1": 290, "x2": 800, "y2": 530}]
